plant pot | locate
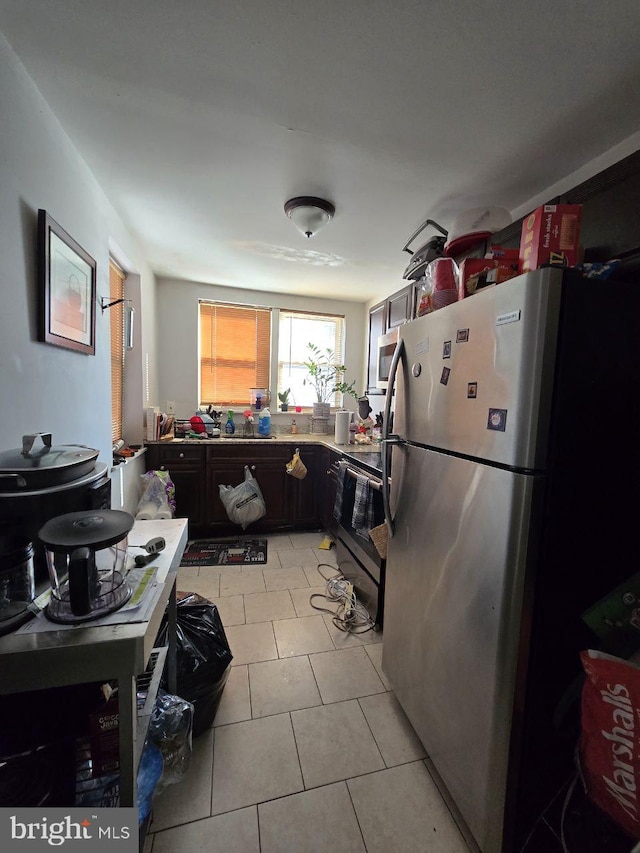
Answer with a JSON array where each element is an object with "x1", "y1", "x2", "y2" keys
[
  {"x1": 280, "y1": 403, "x2": 289, "y2": 412},
  {"x1": 312, "y1": 402, "x2": 331, "y2": 419}
]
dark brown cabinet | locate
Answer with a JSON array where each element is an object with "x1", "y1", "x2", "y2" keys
[
  {"x1": 145, "y1": 441, "x2": 326, "y2": 535},
  {"x1": 145, "y1": 443, "x2": 206, "y2": 535},
  {"x1": 205, "y1": 445, "x2": 292, "y2": 532},
  {"x1": 289, "y1": 445, "x2": 319, "y2": 527},
  {"x1": 366, "y1": 300, "x2": 386, "y2": 395},
  {"x1": 386, "y1": 283, "x2": 414, "y2": 328},
  {"x1": 367, "y1": 282, "x2": 416, "y2": 395}
]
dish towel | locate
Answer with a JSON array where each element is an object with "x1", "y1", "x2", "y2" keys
[
  {"x1": 352, "y1": 473, "x2": 375, "y2": 540},
  {"x1": 333, "y1": 461, "x2": 349, "y2": 521}
]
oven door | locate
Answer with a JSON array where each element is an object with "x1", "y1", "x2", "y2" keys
[
  {"x1": 376, "y1": 328, "x2": 399, "y2": 390},
  {"x1": 328, "y1": 458, "x2": 386, "y2": 626}
]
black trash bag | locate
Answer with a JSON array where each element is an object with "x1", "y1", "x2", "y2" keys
[{"x1": 157, "y1": 591, "x2": 233, "y2": 737}]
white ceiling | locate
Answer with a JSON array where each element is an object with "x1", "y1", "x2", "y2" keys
[{"x1": 2, "y1": 0, "x2": 640, "y2": 302}]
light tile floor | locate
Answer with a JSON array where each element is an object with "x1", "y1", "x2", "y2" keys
[{"x1": 147, "y1": 532, "x2": 470, "y2": 853}]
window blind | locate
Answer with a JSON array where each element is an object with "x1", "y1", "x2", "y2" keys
[
  {"x1": 199, "y1": 303, "x2": 271, "y2": 405},
  {"x1": 109, "y1": 261, "x2": 125, "y2": 443}
]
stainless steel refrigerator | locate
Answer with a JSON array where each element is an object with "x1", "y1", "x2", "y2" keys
[{"x1": 381, "y1": 267, "x2": 640, "y2": 852}]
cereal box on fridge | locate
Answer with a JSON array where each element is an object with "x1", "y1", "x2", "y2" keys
[{"x1": 519, "y1": 204, "x2": 582, "y2": 273}]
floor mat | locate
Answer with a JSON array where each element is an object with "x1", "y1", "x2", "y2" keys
[{"x1": 180, "y1": 538, "x2": 267, "y2": 567}]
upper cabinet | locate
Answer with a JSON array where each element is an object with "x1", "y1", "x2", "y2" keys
[
  {"x1": 386, "y1": 283, "x2": 415, "y2": 329},
  {"x1": 366, "y1": 282, "x2": 416, "y2": 394},
  {"x1": 366, "y1": 301, "x2": 387, "y2": 395}
]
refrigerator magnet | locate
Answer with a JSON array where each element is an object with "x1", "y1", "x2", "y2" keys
[
  {"x1": 456, "y1": 329, "x2": 469, "y2": 343},
  {"x1": 467, "y1": 383, "x2": 478, "y2": 399},
  {"x1": 443, "y1": 341, "x2": 452, "y2": 358},
  {"x1": 440, "y1": 367, "x2": 451, "y2": 385},
  {"x1": 487, "y1": 408, "x2": 507, "y2": 431}
]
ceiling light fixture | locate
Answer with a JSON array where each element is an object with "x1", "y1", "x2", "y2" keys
[{"x1": 284, "y1": 196, "x2": 335, "y2": 238}]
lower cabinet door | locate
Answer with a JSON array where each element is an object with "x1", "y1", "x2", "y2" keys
[
  {"x1": 206, "y1": 458, "x2": 292, "y2": 531},
  {"x1": 161, "y1": 466, "x2": 205, "y2": 534}
]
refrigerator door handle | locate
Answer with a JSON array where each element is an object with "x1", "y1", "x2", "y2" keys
[
  {"x1": 382, "y1": 435, "x2": 404, "y2": 537},
  {"x1": 382, "y1": 336, "x2": 405, "y2": 537}
]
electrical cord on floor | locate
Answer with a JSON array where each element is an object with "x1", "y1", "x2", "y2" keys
[{"x1": 309, "y1": 563, "x2": 377, "y2": 634}]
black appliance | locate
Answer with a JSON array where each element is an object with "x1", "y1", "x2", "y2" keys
[
  {"x1": 328, "y1": 450, "x2": 386, "y2": 627},
  {"x1": 0, "y1": 536, "x2": 35, "y2": 635},
  {"x1": 0, "y1": 439, "x2": 110, "y2": 592},
  {"x1": 40, "y1": 510, "x2": 134, "y2": 623},
  {"x1": 401, "y1": 218, "x2": 448, "y2": 280}
]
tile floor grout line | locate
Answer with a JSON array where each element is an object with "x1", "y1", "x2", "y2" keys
[
  {"x1": 209, "y1": 727, "x2": 216, "y2": 818},
  {"x1": 344, "y1": 776, "x2": 371, "y2": 853},
  {"x1": 287, "y1": 709, "x2": 307, "y2": 792},
  {"x1": 254, "y1": 803, "x2": 262, "y2": 853},
  {"x1": 356, "y1": 695, "x2": 392, "y2": 770},
  {"x1": 246, "y1": 661, "x2": 254, "y2": 720}
]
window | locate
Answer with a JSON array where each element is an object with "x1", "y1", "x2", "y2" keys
[
  {"x1": 278, "y1": 311, "x2": 345, "y2": 407},
  {"x1": 199, "y1": 302, "x2": 271, "y2": 405},
  {"x1": 109, "y1": 260, "x2": 125, "y2": 443}
]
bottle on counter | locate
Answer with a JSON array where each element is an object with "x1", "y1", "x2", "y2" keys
[
  {"x1": 225, "y1": 410, "x2": 235, "y2": 435},
  {"x1": 291, "y1": 419, "x2": 298, "y2": 435},
  {"x1": 258, "y1": 407, "x2": 271, "y2": 437}
]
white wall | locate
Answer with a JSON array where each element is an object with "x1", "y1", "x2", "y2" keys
[
  {"x1": 0, "y1": 34, "x2": 157, "y2": 474},
  {"x1": 156, "y1": 277, "x2": 368, "y2": 417}
]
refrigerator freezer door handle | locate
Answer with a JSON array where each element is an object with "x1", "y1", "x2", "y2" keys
[
  {"x1": 382, "y1": 435, "x2": 404, "y2": 537},
  {"x1": 382, "y1": 336, "x2": 404, "y2": 537}
]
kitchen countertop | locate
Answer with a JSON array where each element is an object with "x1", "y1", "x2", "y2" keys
[
  {"x1": 148, "y1": 434, "x2": 384, "y2": 473},
  {"x1": 155, "y1": 433, "x2": 382, "y2": 453}
]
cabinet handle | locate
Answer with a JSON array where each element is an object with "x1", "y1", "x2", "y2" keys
[
  {"x1": 251, "y1": 465, "x2": 256, "y2": 471},
  {"x1": 160, "y1": 465, "x2": 166, "y2": 471},
  {"x1": 179, "y1": 452, "x2": 184, "y2": 458}
]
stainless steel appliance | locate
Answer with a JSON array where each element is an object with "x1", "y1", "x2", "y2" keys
[
  {"x1": 376, "y1": 327, "x2": 398, "y2": 390},
  {"x1": 381, "y1": 267, "x2": 640, "y2": 852},
  {"x1": 328, "y1": 450, "x2": 386, "y2": 627}
]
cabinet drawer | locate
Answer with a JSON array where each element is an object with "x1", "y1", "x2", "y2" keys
[
  {"x1": 206, "y1": 444, "x2": 291, "y2": 463},
  {"x1": 155, "y1": 445, "x2": 205, "y2": 465}
]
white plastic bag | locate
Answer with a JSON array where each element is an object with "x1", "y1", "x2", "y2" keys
[
  {"x1": 136, "y1": 470, "x2": 175, "y2": 520},
  {"x1": 218, "y1": 466, "x2": 266, "y2": 529}
]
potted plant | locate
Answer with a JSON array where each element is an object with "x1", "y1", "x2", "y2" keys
[
  {"x1": 277, "y1": 388, "x2": 291, "y2": 412},
  {"x1": 303, "y1": 343, "x2": 358, "y2": 417}
]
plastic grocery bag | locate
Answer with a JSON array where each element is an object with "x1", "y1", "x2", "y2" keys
[
  {"x1": 136, "y1": 470, "x2": 176, "y2": 520},
  {"x1": 219, "y1": 465, "x2": 266, "y2": 529},
  {"x1": 147, "y1": 690, "x2": 194, "y2": 793},
  {"x1": 157, "y1": 591, "x2": 233, "y2": 737}
]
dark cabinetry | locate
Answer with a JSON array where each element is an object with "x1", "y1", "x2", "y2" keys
[
  {"x1": 367, "y1": 282, "x2": 416, "y2": 394},
  {"x1": 366, "y1": 301, "x2": 387, "y2": 395},
  {"x1": 205, "y1": 445, "x2": 292, "y2": 532},
  {"x1": 145, "y1": 442, "x2": 323, "y2": 535},
  {"x1": 386, "y1": 283, "x2": 414, "y2": 329},
  {"x1": 145, "y1": 443, "x2": 206, "y2": 535}
]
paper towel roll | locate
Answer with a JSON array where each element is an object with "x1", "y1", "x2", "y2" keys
[
  {"x1": 155, "y1": 509, "x2": 173, "y2": 519},
  {"x1": 334, "y1": 410, "x2": 351, "y2": 445},
  {"x1": 136, "y1": 502, "x2": 158, "y2": 520}
]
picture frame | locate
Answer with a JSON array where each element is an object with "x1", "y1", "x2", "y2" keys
[{"x1": 38, "y1": 209, "x2": 96, "y2": 355}]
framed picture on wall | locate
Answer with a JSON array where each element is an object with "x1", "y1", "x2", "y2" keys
[{"x1": 38, "y1": 209, "x2": 96, "y2": 355}]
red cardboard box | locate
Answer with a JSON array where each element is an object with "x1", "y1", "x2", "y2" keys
[
  {"x1": 458, "y1": 258, "x2": 520, "y2": 299},
  {"x1": 519, "y1": 204, "x2": 582, "y2": 273}
]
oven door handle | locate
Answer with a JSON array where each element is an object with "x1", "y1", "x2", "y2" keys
[{"x1": 382, "y1": 336, "x2": 405, "y2": 537}]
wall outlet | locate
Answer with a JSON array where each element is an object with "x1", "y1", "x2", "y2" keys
[{"x1": 166, "y1": 401, "x2": 176, "y2": 415}]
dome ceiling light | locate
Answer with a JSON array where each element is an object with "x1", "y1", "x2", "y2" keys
[{"x1": 284, "y1": 196, "x2": 335, "y2": 238}]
